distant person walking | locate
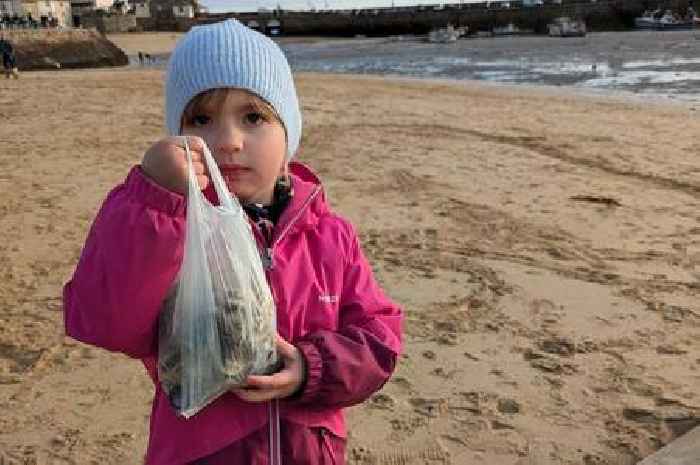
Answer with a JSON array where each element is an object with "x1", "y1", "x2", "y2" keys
[
  {"x1": 137, "y1": 51, "x2": 154, "y2": 65},
  {"x1": 0, "y1": 34, "x2": 19, "y2": 79}
]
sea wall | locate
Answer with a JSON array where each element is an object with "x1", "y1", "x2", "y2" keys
[
  {"x1": 196, "y1": 0, "x2": 693, "y2": 35},
  {"x1": 3, "y1": 29, "x2": 128, "y2": 70}
]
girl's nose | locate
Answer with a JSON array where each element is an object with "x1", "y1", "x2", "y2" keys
[{"x1": 214, "y1": 124, "x2": 244, "y2": 157}]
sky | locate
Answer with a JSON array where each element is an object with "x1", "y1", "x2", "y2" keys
[{"x1": 201, "y1": 1, "x2": 475, "y2": 13}]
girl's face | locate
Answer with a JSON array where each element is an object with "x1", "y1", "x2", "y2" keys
[{"x1": 181, "y1": 89, "x2": 288, "y2": 206}]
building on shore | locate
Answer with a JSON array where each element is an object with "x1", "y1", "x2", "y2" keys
[
  {"x1": 141, "y1": 0, "x2": 196, "y2": 19},
  {"x1": 130, "y1": 0, "x2": 197, "y2": 31},
  {"x1": 171, "y1": 2, "x2": 194, "y2": 18},
  {"x1": 21, "y1": 0, "x2": 72, "y2": 27},
  {"x1": 70, "y1": 0, "x2": 113, "y2": 26},
  {"x1": 0, "y1": 0, "x2": 24, "y2": 18},
  {"x1": 131, "y1": 0, "x2": 149, "y2": 18}
]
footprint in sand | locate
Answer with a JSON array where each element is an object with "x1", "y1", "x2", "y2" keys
[
  {"x1": 536, "y1": 336, "x2": 577, "y2": 356},
  {"x1": 497, "y1": 398, "x2": 522, "y2": 414},
  {"x1": 390, "y1": 411, "x2": 430, "y2": 432},
  {"x1": 524, "y1": 348, "x2": 578, "y2": 375},
  {"x1": 656, "y1": 344, "x2": 688, "y2": 355},
  {"x1": 390, "y1": 376, "x2": 413, "y2": 392},
  {"x1": 368, "y1": 393, "x2": 396, "y2": 410},
  {"x1": 409, "y1": 397, "x2": 449, "y2": 418},
  {"x1": 431, "y1": 367, "x2": 461, "y2": 379}
]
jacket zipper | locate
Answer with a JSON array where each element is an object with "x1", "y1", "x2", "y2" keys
[
  {"x1": 256, "y1": 185, "x2": 322, "y2": 271},
  {"x1": 248, "y1": 185, "x2": 321, "y2": 319}
]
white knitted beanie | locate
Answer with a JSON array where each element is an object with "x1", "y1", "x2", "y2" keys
[{"x1": 165, "y1": 19, "x2": 302, "y2": 159}]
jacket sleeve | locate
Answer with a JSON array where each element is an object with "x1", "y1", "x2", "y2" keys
[
  {"x1": 63, "y1": 166, "x2": 187, "y2": 359},
  {"x1": 293, "y1": 222, "x2": 403, "y2": 409}
]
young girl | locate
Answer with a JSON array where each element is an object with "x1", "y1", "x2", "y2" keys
[{"x1": 63, "y1": 19, "x2": 402, "y2": 465}]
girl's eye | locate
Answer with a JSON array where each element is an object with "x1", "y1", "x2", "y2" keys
[
  {"x1": 244, "y1": 112, "x2": 266, "y2": 126},
  {"x1": 191, "y1": 115, "x2": 211, "y2": 126}
]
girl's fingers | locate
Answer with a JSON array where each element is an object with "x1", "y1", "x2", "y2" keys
[
  {"x1": 245, "y1": 371, "x2": 293, "y2": 390},
  {"x1": 187, "y1": 135, "x2": 205, "y2": 152},
  {"x1": 231, "y1": 368, "x2": 298, "y2": 401},
  {"x1": 232, "y1": 388, "x2": 281, "y2": 403},
  {"x1": 178, "y1": 135, "x2": 204, "y2": 152},
  {"x1": 172, "y1": 136, "x2": 205, "y2": 159},
  {"x1": 196, "y1": 174, "x2": 209, "y2": 190},
  {"x1": 275, "y1": 335, "x2": 298, "y2": 360},
  {"x1": 192, "y1": 161, "x2": 205, "y2": 175},
  {"x1": 231, "y1": 388, "x2": 257, "y2": 402},
  {"x1": 187, "y1": 150, "x2": 201, "y2": 163},
  {"x1": 180, "y1": 139, "x2": 211, "y2": 178},
  {"x1": 243, "y1": 375, "x2": 270, "y2": 389}
]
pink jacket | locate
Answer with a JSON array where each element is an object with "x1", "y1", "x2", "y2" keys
[{"x1": 63, "y1": 162, "x2": 403, "y2": 465}]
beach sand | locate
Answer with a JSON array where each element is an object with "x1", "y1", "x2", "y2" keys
[
  {"x1": 107, "y1": 32, "x2": 183, "y2": 55},
  {"x1": 105, "y1": 32, "x2": 333, "y2": 56},
  {"x1": 1, "y1": 37, "x2": 699, "y2": 464}
]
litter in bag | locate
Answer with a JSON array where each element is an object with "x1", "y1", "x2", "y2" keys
[{"x1": 158, "y1": 137, "x2": 278, "y2": 419}]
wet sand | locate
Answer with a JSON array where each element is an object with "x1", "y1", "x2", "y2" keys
[
  {"x1": 109, "y1": 30, "x2": 700, "y2": 105},
  {"x1": 107, "y1": 32, "x2": 183, "y2": 55},
  {"x1": 281, "y1": 30, "x2": 700, "y2": 104},
  {"x1": 0, "y1": 41, "x2": 699, "y2": 464}
]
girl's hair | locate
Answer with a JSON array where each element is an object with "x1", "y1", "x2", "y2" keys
[{"x1": 181, "y1": 88, "x2": 285, "y2": 133}]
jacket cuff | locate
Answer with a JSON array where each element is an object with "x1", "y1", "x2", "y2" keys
[
  {"x1": 124, "y1": 166, "x2": 187, "y2": 217},
  {"x1": 294, "y1": 340, "x2": 323, "y2": 403}
]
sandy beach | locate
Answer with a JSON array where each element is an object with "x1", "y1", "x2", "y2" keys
[{"x1": 1, "y1": 34, "x2": 699, "y2": 465}]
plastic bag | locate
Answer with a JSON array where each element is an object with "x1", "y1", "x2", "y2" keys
[{"x1": 158, "y1": 137, "x2": 278, "y2": 419}]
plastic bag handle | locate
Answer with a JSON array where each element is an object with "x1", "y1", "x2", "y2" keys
[{"x1": 183, "y1": 137, "x2": 239, "y2": 212}]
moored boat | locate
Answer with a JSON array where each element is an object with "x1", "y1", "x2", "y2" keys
[
  {"x1": 427, "y1": 24, "x2": 466, "y2": 43},
  {"x1": 635, "y1": 8, "x2": 696, "y2": 30},
  {"x1": 548, "y1": 17, "x2": 587, "y2": 37}
]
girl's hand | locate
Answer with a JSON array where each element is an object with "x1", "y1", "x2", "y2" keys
[
  {"x1": 141, "y1": 136, "x2": 209, "y2": 195},
  {"x1": 231, "y1": 335, "x2": 305, "y2": 402}
]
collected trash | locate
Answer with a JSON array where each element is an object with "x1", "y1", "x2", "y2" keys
[{"x1": 158, "y1": 138, "x2": 278, "y2": 419}]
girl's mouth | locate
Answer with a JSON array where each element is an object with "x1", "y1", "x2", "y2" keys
[{"x1": 219, "y1": 165, "x2": 250, "y2": 176}]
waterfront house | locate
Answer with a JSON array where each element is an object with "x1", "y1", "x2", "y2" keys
[
  {"x1": 131, "y1": 0, "x2": 149, "y2": 18},
  {"x1": 0, "y1": 0, "x2": 23, "y2": 18},
  {"x1": 23, "y1": 0, "x2": 72, "y2": 27},
  {"x1": 70, "y1": 0, "x2": 113, "y2": 26},
  {"x1": 148, "y1": 0, "x2": 196, "y2": 18}
]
